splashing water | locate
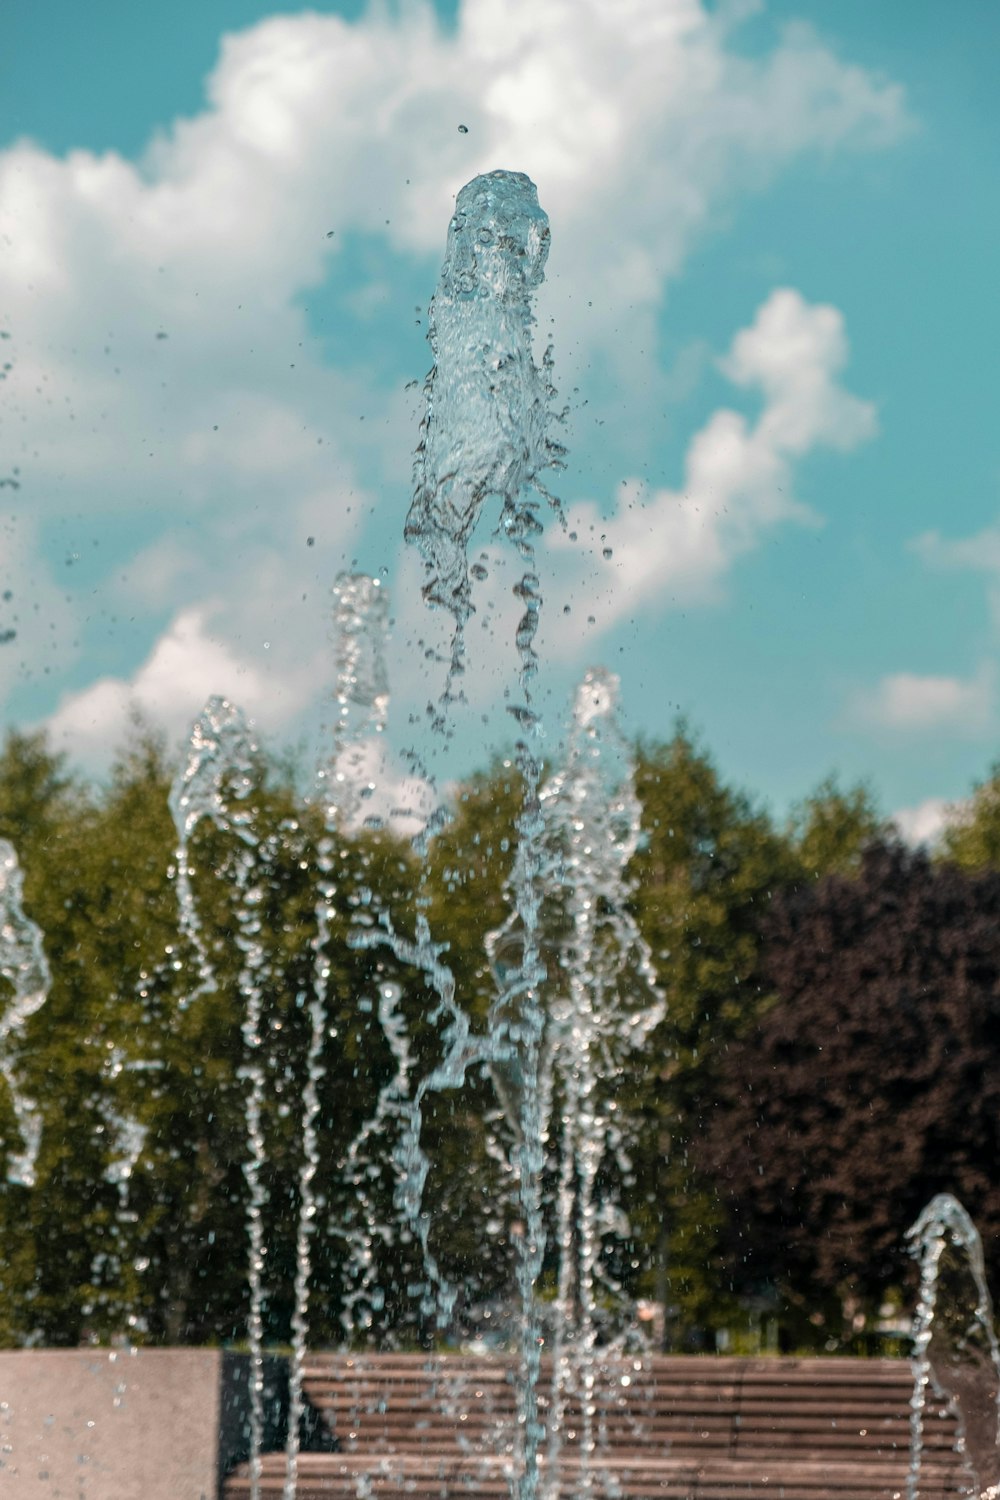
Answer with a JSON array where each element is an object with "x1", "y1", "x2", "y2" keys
[
  {"x1": 536, "y1": 668, "x2": 664, "y2": 1496},
  {"x1": 284, "y1": 575, "x2": 391, "y2": 1500},
  {"x1": 169, "y1": 697, "x2": 269, "y2": 1500},
  {"x1": 347, "y1": 897, "x2": 480, "y2": 1331},
  {"x1": 318, "y1": 574, "x2": 390, "y2": 827},
  {"x1": 405, "y1": 168, "x2": 563, "y2": 703},
  {"x1": 406, "y1": 168, "x2": 569, "y2": 1499},
  {"x1": 331, "y1": 978, "x2": 412, "y2": 1342},
  {"x1": 0, "y1": 839, "x2": 51, "y2": 1187},
  {"x1": 485, "y1": 670, "x2": 663, "y2": 1496},
  {"x1": 907, "y1": 1193, "x2": 1000, "y2": 1500},
  {"x1": 170, "y1": 695, "x2": 258, "y2": 1006}
]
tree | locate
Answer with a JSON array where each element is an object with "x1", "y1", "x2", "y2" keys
[
  {"x1": 940, "y1": 768, "x2": 1000, "y2": 869},
  {"x1": 0, "y1": 726, "x2": 438, "y2": 1347},
  {"x1": 786, "y1": 775, "x2": 887, "y2": 879},
  {"x1": 619, "y1": 726, "x2": 795, "y2": 1343},
  {"x1": 699, "y1": 841, "x2": 1000, "y2": 1346}
]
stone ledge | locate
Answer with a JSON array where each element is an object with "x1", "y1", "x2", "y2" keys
[{"x1": 0, "y1": 1348, "x2": 288, "y2": 1499}]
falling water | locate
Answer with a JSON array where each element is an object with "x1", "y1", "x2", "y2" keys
[
  {"x1": 170, "y1": 695, "x2": 258, "y2": 1006},
  {"x1": 98, "y1": 1047, "x2": 160, "y2": 1323},
  {"x1": 907, "y1": 1193, "x2": 1000, "y2": 1500},
  {"x1": 333, "y1": 976, "x2": 411, "y2": 1341},
  {"x1": 101, "y1": 1049, "x2": 151, "y2": 1196},
  {"x1": 169, "y1": 697, "x2": 269, "y2": 1499},
  {"x1": 284, "y1": 574, "x2": 390, "y2": 1500},
  {"x1": 347, "y1": 893, "x2": 480, "y2": 1332},
  {"x1": 536, "y1": 668, "x2": 664, "y2": 1496},
  {"x1": 403, "y1": 168, "x2": 565, "y2": 1500},
  {"x1": 405, "y1": 168, "x2": 563, "y2": 704},
  {"x1": 0, "y1": 839, "x2": 51, "y2": 1188}
]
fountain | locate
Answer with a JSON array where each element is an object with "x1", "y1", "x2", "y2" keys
[
  {"x1": 908, "y1": 1193, "x2": 1000, "y2": 1500},
  {"x1": 0, "y1": 163, "x2": 994, "y2": 1500},
  {"x1": 89, "y1": 168, "x2": 584, "y2": 1499},
  {"x1": 162, "y1": 168, "x2": 657, "y2": 1498},
  {"x1": 0, "y1": 839, "x2": 51, "y2": 1190}
]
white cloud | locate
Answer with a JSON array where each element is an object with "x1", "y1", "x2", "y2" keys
[
  {"x1": 47, "y1": 606, "x2": 317, "y2": 766},
  {"x1": 323, "y1": 736, "x2": 435, "y2": 841},
  {"x1": 852, "y1": 664, "x2": 995, "y2": 735},
  {"x1": 0, "y1": 0, "x2": 909, "y2": 763},
  {"x1": 912, "y1": 524, "x2": 1000, "y2": 629},
  {"x1": 913, "y1": 526, "x2": 1000, "y2": 574},
  {"x1": 892, "y1": 796, "x2": 958, "y2": 849},
  {"x1": 544, "y1": 287, "x2": 875, "y2": 643}
]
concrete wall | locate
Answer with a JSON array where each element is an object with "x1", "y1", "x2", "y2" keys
[{"x1": 0, "y1": 1349, "x2": 289, "y2": 1499}]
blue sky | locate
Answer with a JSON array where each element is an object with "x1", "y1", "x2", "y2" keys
[{"x1": 1, "y1": 0, "x2": 998, "y2": 838}]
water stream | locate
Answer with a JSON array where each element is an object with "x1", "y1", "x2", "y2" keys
[
  {"x1": 535, "y1": 667, "x2": 664, "y2": 1496},
  {"x1": 0, "y1": 838, "x2": 51, "y2": 1189},
  {"x1": 284, "y1": 573, "x2": 390, "y2": 1500},
  {"x1": 169, "y1": 698, "x2": 269, "y2": 1497},
  {"x1": 0, "y1": 165, "x2": 727, "y2": 1500},
  {"x1": 4, "y1": 163, "x2": 998, "y2": 1500},
  {"x1": 907, "y1": 1192, "x2": 1000, "y2": 1500},
  {"x1": 404, "y1": 168, "x2": 567, "y2": 1499}
]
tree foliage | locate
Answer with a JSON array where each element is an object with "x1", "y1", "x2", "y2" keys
[
  {"x1": 940, "y1": 767, "x2": 1000, "y2": 870},
  {"x1": 2, "y1": 719, "x2": 999, "y2": 1355},
  {"x1": 619, "y1": 728, "x2": 794, "y2": 1339},
  {"x1": 699, "y1": 841, "x2": 1000, "y2": 1344},
  {"x1": 786, "y1": 775, "x2": 887, "y2": 879}
]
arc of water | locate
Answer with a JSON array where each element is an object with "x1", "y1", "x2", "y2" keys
[
  {"x1": 907, "y1": 1192, "x2": 1000, "y2": 1500},
  {"x1": 0, "y1": 838, "x2": 51, "y2": 1189}
]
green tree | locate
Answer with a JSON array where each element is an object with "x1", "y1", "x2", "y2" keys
[
  {"x1": 621, "y1": 726, "x2": 795, "y2": 1344},
  {"x1": 940, "y1": 768, "x2": 1000, "y2": 869},
  {"x1": 787, "y1": 774, "x2": 887, "y2": 879},
  {"x1": 0, "y1": 726, "x2": 432, "y2": 1347}
]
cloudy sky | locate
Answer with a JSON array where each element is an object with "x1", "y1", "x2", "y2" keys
[{"x1": 1, "y1": 0, "x2": 998, "y2": 834}]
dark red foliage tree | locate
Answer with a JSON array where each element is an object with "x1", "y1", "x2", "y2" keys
[{"x1": 699, "y1": 841, "x2": 1000, "y2": 1332}]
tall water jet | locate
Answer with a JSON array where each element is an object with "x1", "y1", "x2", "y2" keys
[
  {"x1": 284, "y1": 574, "x2": 389, "y2": 1500},
  {"x1": 405, "y1": 169, "x2": 563, "y2": 704},
  {"x1": 169, "y1": 697, "x2": 269, "y2": 1498},
  {"x1": 907, "y1": 1192, "x2": 1000, "y2": 1500},
  {"x1": 405, "y1": 168, "x2": 564, "y2": 1500},
  {"x1": 171, "y1": 696, "x2": 258, "y2": 1008},
  {"x1": 0, "y1": 838, "x2": 51, "y2": 1188},
  {"x1": 535, "y1": 667, "x2": 664, "y2": 1495}
]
